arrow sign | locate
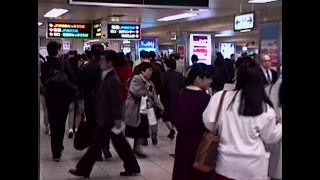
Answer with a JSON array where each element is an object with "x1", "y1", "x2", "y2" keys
[{"x1": 234, "y1": 13, "x2": 255, "y2": 31}]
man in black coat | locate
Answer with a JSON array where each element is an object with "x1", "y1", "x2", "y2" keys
[
  {"x1": 79, "y1": 44, "x2": 112, "y2": 160},
  {"x1": 40, "y1": 41, "x2": 78, "y2": 161},
  {"x1": 69, "y1": 50, "x2": 140, "y2": 178},
  {"x1": 260, "y1": 55, "x2": 278, "y2": 85}
]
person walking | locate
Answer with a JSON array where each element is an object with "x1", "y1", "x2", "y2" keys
[
  {"x1": 69, "y1": 50, "x2": 141, "y2": 178},
  {"x1": 40, "y1": 41, "x2": 78, "y2": 161}
]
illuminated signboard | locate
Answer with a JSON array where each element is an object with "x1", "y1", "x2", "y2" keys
[
  {"x1": 139, "y1": 38, "x2": 156, "y2": 52},
  {"x1": 69, "y1": 0, "x2": 209, "y2": 8},
  {"x1": 93, "y1": 22, "x2": 102, "y2": 38},
  {"x1": 234, "y1": 12, "x2": 255, "y2": 31},
  {"x1": 107, "y1": 24, "x2": 140, "y2": 40},
  {"x1": 189, "y1": 34, "x2": 212, "y2": 65},
  {"x1": 47, "y1": 22, "x2": 92, "y2": 39}
]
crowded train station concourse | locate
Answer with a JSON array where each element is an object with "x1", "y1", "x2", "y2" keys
[{"x1": 39, "y1": 0, "x2": 282, "y2": 179}]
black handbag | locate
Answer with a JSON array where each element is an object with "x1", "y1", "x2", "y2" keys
[
  {"x1": 45, "y1": 61, "x2": 78, "y2": 94},
  {"x1": 74, "y1": 115, "x2": 94, "y2": 151}
]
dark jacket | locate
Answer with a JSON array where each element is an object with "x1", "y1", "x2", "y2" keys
[
  {"x1": 94, "y1": 69, "x2": 123, "y2": 129},
  {"x1": 40, "y1": 56, "x2": 78, "y2": 99},
  {"x1": 161, "y1": 70, "x2": 185, "y2": 114},
  {"x1": 260, "y1": 68, "x2": 278, "y2": 85},
  {"x1": 80, "y1": 59, "x2": 101, "y2": 99},
  {"x1": 150, "y1": 62, "x2": 162, "y2": 95}
]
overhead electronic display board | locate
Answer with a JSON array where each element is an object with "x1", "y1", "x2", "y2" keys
[
  {"x1": 107, "y1": 24, "x2": 141, "y2": 40},
  {"x1": 92, "y1": 22, "x2": 102, "y2": 38},
  {"x1": 47, "y1": 22, "x2": 91, "y2": 39},
  {"x1": 68, "y1": 0, "x2": 209, "y2": 8}
]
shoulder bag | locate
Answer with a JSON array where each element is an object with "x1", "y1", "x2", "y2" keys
[{"x1": 193, "y1": 91, "x2": 227, "y2": 173}]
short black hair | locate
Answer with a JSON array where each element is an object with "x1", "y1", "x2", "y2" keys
[
  {"x1": 235, "y1": 57, "x2": 251, "y2": 69},
  {"x1": 140, "y1": 50, "x2": 148, "y2": 59},
  {"x1": 164, "y1": 58, "x2": 176, "y2": 70},
  {"x1": 191, "y1": 54, "x2": 199, "y2": 63},
  {"x1": 139, "y1": 62, "x2": 152, "y2": 73},
  {"x1": 91, "y1": 44, "x2": 104, "y2": 59},
  {"x1": 186, "y1": 63, "x2": 213, "y2": 86},
  {"x1": 148, "y1": 51, "x2": 156, "y2": 60},
  {"x1": 47, "y1": 41, "x2": 61, "y2": 57},
  {"x1": 101, "y1": 50, "x2": 119, "y2": 67},
  {"x1": 117, "y1": 52, "x2": 127, "y2": 67}
]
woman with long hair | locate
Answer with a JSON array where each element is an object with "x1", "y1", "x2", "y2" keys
[{"x1": 203, "y1": 60, "x2": 282, "y2": 180}]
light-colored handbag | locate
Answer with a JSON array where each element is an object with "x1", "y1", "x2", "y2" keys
[
  {"x1": 139, "y1": 96, "x2": 148, "y2": 114},
  {"x1": 147, "y1": 107, "x2": 157, "y2": 126}
]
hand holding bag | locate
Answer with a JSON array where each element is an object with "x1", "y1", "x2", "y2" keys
[{"x1": 193, "y1": 91, "x2": 227, "y2": 173}]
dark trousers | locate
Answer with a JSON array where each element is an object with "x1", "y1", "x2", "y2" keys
[
  {"x1": 45, "y1": 95, "x2": 70, "y2": 159},
  {"x1": 84, "y1": 98, "x2": 110, "y2": 156},
  {"x1": 76, "y1": 126, "x2": 140, "y2": 176}
]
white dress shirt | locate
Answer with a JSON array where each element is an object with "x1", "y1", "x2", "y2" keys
[
  {"x1": 101, "y1": 68, "x2": 114, "y2": 80},
  {"x1": 202, "y1": 91, "x2": 282, "y2": 180}
]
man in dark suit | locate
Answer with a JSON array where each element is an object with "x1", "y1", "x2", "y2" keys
[
  {"x1": 260, "y1": 55, "x2": 278, "y2": 85},
  {"x1": 69, "y1": 50, "x2": 140, "y2": 178},
  {"x1": 79, "y1": 44, "x2": 111, "y2": 160}
]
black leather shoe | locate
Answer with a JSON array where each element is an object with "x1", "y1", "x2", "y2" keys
[
  {"x1": 69, "y1": 169, "x2": 90, "y2": 178},
  {"x1": 151, "y1": 134, "x2": 158, "y2": 145},
  {"x1": 102, "y1": 148, "x2": 112, "y2": 159},
  {"x1": 120, "y1": 171, "x2": 140, "y2": 176}
]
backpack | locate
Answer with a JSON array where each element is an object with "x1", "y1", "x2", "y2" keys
[{"x1": 45, "y1": 61, "x2": 78, "y2": 94}]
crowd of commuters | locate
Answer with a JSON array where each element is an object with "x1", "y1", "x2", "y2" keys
[{"x1": 40, "y1": 41, "x2": 282, "y2": 180}]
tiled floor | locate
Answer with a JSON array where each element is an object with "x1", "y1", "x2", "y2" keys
[{"x1": 40, "y1": 109, "x2": 176, "y2": 180}]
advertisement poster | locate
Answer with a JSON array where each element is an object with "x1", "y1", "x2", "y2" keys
[
  {"x1": 260, "y1": 40, "x2": 278, "y2": 71},
  {"x1": 189, "y1": 34, "x2": 212, "y2": 65},
  {"x1": 139, "y1": 38, "x2": 156, "y2": 52},
  {"x1": 220, "y1": 43, "x2": 235, "y2": 59},
  {"x1": 176, "y1": 44, "x2": 185, "y2": 64},
  {"x1": 62, "y1": 40, "x2": 71, "y2": 51}
]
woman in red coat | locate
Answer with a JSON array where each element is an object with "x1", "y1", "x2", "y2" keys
[{"x1": 116, "y1": 52, "x2": 132, "y2": 100}]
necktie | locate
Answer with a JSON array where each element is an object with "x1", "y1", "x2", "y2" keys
[{"x1": 266, "y1": 70, "x2": 271, "y2": 84}]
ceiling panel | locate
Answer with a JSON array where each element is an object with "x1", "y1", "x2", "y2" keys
[{"x1": 38, "y1": 0, "x2": 281, "y2": 44}]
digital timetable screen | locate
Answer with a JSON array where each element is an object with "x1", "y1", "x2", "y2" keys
[
  {"x1": 47, "y1": 22, "x2": 92, "y2": 38},
  {"x1": 107, "y1": 24, "x2": 141, "y2": 40},
  {"x1": 92, "y1": 22, "x2": 102, "y2": 38}
]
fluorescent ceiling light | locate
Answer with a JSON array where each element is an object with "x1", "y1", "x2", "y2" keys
[
  {"x1": 240, "y1": 29, "x2": 251, "y2": 33},
  {"x1": 190, "y1": 9, "x2": 209, "y2": 12},
  {"x1": 44, "y1": 8, "x2": 69, "y2": 18},
  {"x1": 248, "y1": 0, "x2": 278, "y2": 3},
  {"x1": 215, "y1": 34, "x2": 228, "y2": 37},
  {"x1": 215, "y1": 30, "x2": 234, "y2": 37},
  {"x1": 38, "y1": 22, "x2": 43, "y2": 26},
  {"x1": 157, "y1": 13, "x2": 198, "y2": 21}
]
